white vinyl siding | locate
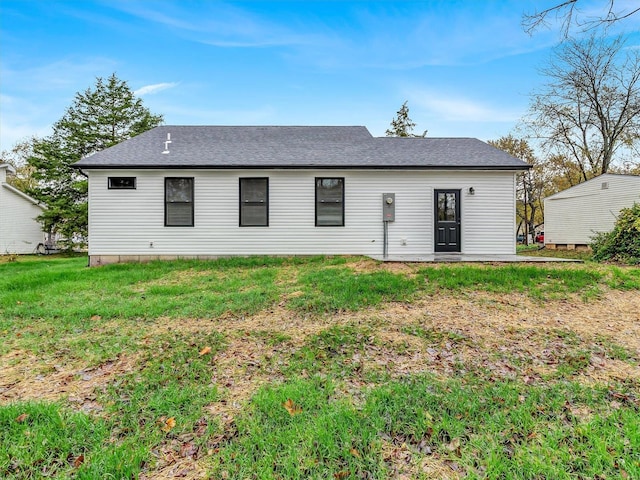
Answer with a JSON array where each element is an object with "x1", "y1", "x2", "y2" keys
[
  {"x1": 86, "y1": 169, "x2": 517, "y2": 257},
  {"x1": 0, "y1": 185, "x2": 45, "y2": 254},
  {"x1": 544, "y1": 174, "x2": 640, "y2": 245}
]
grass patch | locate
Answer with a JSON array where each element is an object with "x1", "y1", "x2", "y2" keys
[
  {"x1": 286, "y1": 325, "x2": 377, "y2": 378},
  {"x1": 418, "y1": 265, "x2": 603, "y2": 300},
  {"x1": 289, "y1": 267, "x2": 418, "y2": 312},
  {"x1": 212, "y1": 375, "x2": 640, "y2": 479},
  {"x1": 0, "y1": 402, "x2": 135, "y2": 479},
  {"x1": 212, "y1": 377, "x2": 383, "y2": 479},
  {"x1": 102, "y1": 330, "x2": 226, "y2": 437},
  {"x1": 606, "y1": 266, "x2": 640, "y2": 290},
  {"x1": 517, "y1": 245, "x2": 594, "y2": 261},
  {"x1": 2, "y1": 255, "x2": 639, "y2": 478},
  {"x1": 401, "y1": 324, "x2": 472, "y2": 346},
  {"x1": 0, "y1": 257, "x2": 282, "y2": 322}
]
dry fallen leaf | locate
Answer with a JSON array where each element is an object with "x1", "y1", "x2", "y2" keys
[
  {"x1": 334, "y1": 471, "x2": 349, "y2": 479},
  {"x1": 350, "y1": 448, "x2": 361, "y2": 458},
  {"x1": 180, "y1": 442, "x2": 198, "y2": 458},
  {"x1": 199, "y1": 346, "x2": 212, "y2": 356},
  {"x1": 73, "y1": 454, "x2": 84, "y2": 468},
  {"x1": 445, "y1": 438, "x2": 461, "y2": 455},
  {"x1": 161, "y1": 417, "x2": 176, "y2": 432},
  {"x1": 282, "y1": 399, "x2": 302, "y2": 416},
  {"x1": 90, "y1": 315, "x2": 101, "y2": 321},
  {"x1": 16, "y1": 413, "x2": 29, "y2": 423}
]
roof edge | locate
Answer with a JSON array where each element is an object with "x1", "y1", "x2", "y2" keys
[
  {"x1": 74, "y1": 164, "x2": 531, "y2": 171},
  {"x1": 1, "y1": 183, "x2": 46, "y2": 208},
  {"x1": 544, "y1": 173, "x2": 640, "y2": 200}
]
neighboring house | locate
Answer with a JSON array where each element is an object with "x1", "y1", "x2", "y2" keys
[
  {"x1": 74, "y1": 126, "x2": 530, "y2": 266},
  {"x1": 0, "y1": 163, "x2": 45, "y2": 254},
  {"x1": 544, "y1": 173, "x2": 640, "y2": 249}
]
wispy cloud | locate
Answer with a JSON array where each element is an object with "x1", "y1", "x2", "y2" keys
[
  {"x1": 107, "y1": 0, "x2": 329, "y2": 49},
  {"x1": 408, "y1": 89, "x2": 522, "y2": 123},
  {"x1": 0, "y1": 56, "x2": 119, "y2": 149},
  {"x1": 134, "y1": 82, "x2": 178, "y2": 96},
  {"x1": 0, "y1": 95, "x2": 55, "y2": 149},
  {"x1": 103, "y1": 0, "x2": 556, "y2": 70},
  {"x1": 2, "y1": 56, "x2": 118, "y2": 92}
]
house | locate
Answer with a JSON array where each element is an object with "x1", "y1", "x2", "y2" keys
[
  {"x1": 544, "y1": 173, "x2": 640, "y2": 250},
  {"x1": 0, "y1": 163, "x2": 45, "y2": 254},
  {"x1": 73, "y1": 126, "x2": 530, "y2": 266}
]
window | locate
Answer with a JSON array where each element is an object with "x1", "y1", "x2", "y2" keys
[
  {"x1": 165, "y1": 177, "x2": 194, "y2": 227},
  {"x1": 108, "y1": 177, "x2": 136, "y2": 189},
  {"x1": 315, "y1": 177, "x2": 344, "y2": 226},
  {"x1": 240, "y1": 178, "x2": 269, "y2": 226}
]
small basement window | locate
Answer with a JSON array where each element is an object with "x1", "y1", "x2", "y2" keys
[{"x1": 108, "y1": 177, "x2": 136, "y2": 189}]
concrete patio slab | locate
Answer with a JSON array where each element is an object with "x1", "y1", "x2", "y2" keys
[{"x1": 369, "y1": 254, "x2": 582, "y2": 263}]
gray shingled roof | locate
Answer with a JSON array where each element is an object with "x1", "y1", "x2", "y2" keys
[{"x1": 74, "y1": 126, "x2": 530, "y2": 170}]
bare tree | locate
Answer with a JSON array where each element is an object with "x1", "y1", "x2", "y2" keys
[
  {"x1": 523, "y1": 34, "x2": 640, "y2": 182},
  {"x1": 523, "y1": 0, "x2": 640, "y2": 37},
  {"x1": 489, "y1": 135, "x2": 546, "y2": 244}
]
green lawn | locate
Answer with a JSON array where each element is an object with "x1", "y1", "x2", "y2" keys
[{"x1": 1, "y1": 256, "x2": 638, "y2": 479}]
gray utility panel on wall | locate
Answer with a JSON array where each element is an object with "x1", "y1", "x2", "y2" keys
[{"x1": 382, "y1": 193, "x2": 395, "y2": 222}]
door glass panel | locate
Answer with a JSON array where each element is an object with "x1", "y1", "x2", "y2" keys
[{"x1": 437, "y1": 192, "x2": 456, "y2": 221}]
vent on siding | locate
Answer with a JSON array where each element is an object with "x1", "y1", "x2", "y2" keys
[{"x1": 601, "y1": 181, "x2": 609, "y2": 190}]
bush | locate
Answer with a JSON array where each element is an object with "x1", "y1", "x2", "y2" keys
[{"x1": 591, "y1": 203, "x2": 640, "y2": 264}]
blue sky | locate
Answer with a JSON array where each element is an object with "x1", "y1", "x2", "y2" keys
[{"x1": 1, "y1": 0, "x2": 639, "y2": 151}]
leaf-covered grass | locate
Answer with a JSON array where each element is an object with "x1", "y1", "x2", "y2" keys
[
  {"x1": 1, "y1": 255, "x2": 639, "y2": 478},
  {"x1": 212, "y1": 375, "x2": 640, "y2": 479},
  {"x1": 213, "y1": 377, "x2": 384, "y2": 479},
  {"x1": 0, "y1": 402, "x2": 134, "y2": 479},
  {"x1": 285, "y1": 325, "x2": 379, "y2": 379},
  {"x1": 1, "y1": 331, "x2": 226, "y2": 479}
]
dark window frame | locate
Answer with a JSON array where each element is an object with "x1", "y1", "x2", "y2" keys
[
  {"x1": 108, "y1": 177, "x2": 136, "y2": 189},
  {"x1": 315, "y1": 177, "x2": 345, "y2": 227},
  {"x1": 239, "y1": 177, "x2": 269, "y2": 227},
  {"x1": 164, "y1": 177, "x2": 194, "y2": 227}
]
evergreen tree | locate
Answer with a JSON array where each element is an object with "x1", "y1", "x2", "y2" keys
[
  {"x1": 386, "y1": 101, "x2": 417, "y2": 137},
  {"x1": 28, "y1": 74, "x2": 163, "y2": 247}
]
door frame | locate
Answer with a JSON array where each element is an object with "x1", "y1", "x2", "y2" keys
[{"x1": 434, "y1": 189, "x2": 461, "y2": 253}]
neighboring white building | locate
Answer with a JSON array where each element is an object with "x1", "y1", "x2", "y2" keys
[
  {"x1": 74, "y1": 126, "x2": 530, "y2": 266},
  {"x1": 0, "y1": 163, "x2": 45, "y2": 254},
  {"x1": 544, "y1": 173, "x2": 640, "y2": 249}
]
